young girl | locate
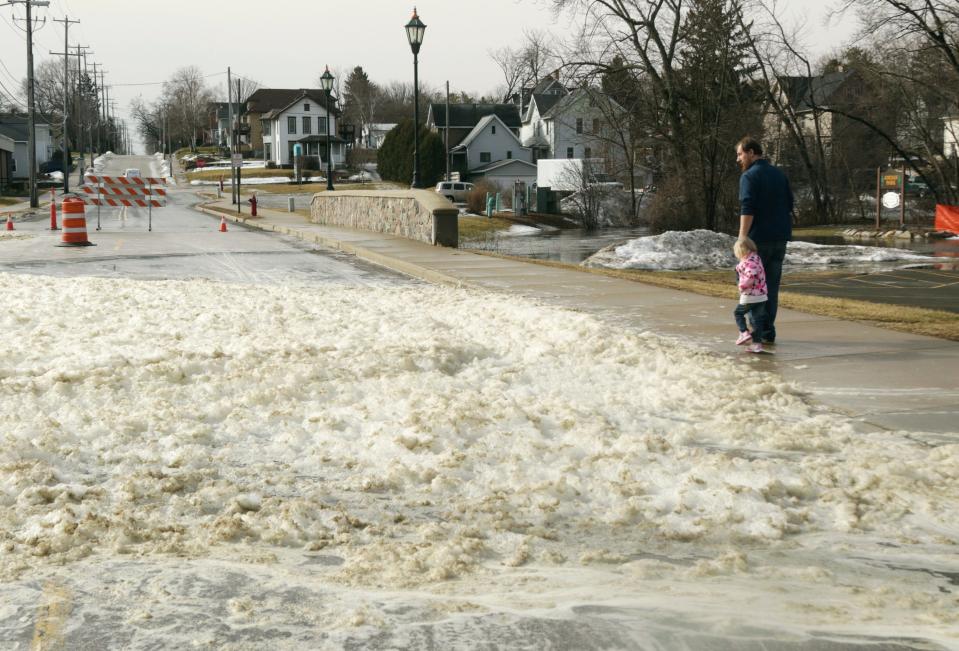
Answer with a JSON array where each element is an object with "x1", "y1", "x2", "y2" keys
[{"x1": 733, "y1": 237, "x2": 768, "y2": 353}]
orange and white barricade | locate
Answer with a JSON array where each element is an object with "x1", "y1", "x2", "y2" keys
[{"x1": 57, "y1": 197, "x2": 94, "y2": 246}]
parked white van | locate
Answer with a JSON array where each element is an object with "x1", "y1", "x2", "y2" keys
[{"x1": 435, "y1": 181, "x2": 474, "y2": 203}]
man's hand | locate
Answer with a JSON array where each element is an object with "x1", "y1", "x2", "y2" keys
[{"x1": 739, "y1": 214, "x2": 754, "y2": 239}]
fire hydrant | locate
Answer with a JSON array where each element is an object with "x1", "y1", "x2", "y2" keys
[{"x1": 248, "y1": 193, "x2": 258, "y2": 217}]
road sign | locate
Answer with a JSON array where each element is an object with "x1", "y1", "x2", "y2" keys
[
  {"x1": 883, "y1": 173, "x2": 901, "y2": 188},
  {"x1": 232, "y1": 153, "x2": 243, "y2": 167},
  {"x1": 882, "y1": 191, "x2": 901, "y2": 209}
]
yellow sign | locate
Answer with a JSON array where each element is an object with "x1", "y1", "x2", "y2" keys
[{"x1": 883, "y1": 174, "x2": 901, "y2": 188}]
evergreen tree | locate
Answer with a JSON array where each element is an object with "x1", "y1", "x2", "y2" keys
[{"x1": 377, "y1": 120, "x2": 445, "y2": 187}]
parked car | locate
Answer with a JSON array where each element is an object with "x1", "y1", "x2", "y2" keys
[
  {"x1": 905, "y1": 176, "x2": 930, "y2": 197},
  {"x1": 435, "y1": 181, "x2": 474, "y2": 203}
]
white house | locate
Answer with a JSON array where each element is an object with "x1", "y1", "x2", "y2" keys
[
  {"x1": 259, "y1": 91, "x2": 345, "y2": 168},
  {"x1": 538, "y1": 88, "x2": 626, "y2": 165},
  {"x1": 449, "y1": 114, "x2": 532, "y2": 181},
  {"x1": 470, "y1": 158, "x2": 538, "y2": 191},
  {"x1": 361, "y1": 123, "x2": 396, "y2": 149},
  {"x1": 945, "y1": 115, "x2": 959, "y2": 159},
  {"x1": 0, "y1": 132, "x2": 13, "y2": 191},
  {"x1": 0, "y1": 114, "x2": 53, "y2": 179}
]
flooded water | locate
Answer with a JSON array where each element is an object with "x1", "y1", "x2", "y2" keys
[
  {"x1": 460, "y1": 225, "x2": 651, "y2": 264},
  {"x1": 461, "y1": 221, "x2": 959, "y2": 269}
]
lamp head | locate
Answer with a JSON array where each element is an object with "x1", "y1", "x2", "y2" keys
[{"x1": 405, "y1": 7, "x2": 426, "y2": 54}]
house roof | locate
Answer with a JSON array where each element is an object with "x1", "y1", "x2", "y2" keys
[
  {"x1": 777, "y1": 70, "x2": 856, "y2": 111},
  {"x1": 296, "y1": 134, "x2": 348, "y2": 144},
  {"x1": 0, "y1": 114, "x2": 50, "y2": 142},
  {"x1": 450, "y1": 114, "x2": 524, "y2": 152},
  {"x1": 245, "y1": 89, "x2": 337, "y2": 115},
  {"x1": 365, "y1": 123, "x2": 397, "y2": 132},
  {"x1": 470, "y1": 158, "x2": 537, "y2": 175},
  {"x1": 0, "y1": 133, "x2": 13, "y2": 153},
  {"x1": 428, "y1": 103, "x2": 521, "y2": 129},
  {"x1": 541, "y1": 87, "x2": 625, "y2": 120}
]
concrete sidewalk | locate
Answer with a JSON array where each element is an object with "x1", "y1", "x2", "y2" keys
[{"x1": 197, "y1": 197, "x2": 959, "y2": 435}]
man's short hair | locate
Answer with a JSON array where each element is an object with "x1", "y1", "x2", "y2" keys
[{"x1": 737, "y1": 137, "x2": 763, "y2": 156}]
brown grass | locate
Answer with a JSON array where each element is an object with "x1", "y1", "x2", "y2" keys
[
  {"x1": 0, "y1": 197, "x2": 20, "y2": 206},
  {"x1": 475, "y1": 254, "x2": 959, "y2": 341}
]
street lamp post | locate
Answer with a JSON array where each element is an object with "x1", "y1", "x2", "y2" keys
[
  {"x1": 320, "y1": 66, "x2": 335, "y2": 192},
  {"x1": 405, "y1": 7, "x2": 426, "y2": 189}
]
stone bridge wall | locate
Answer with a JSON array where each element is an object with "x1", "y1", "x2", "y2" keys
[{"x1": 310, "y1": 190, "x2": 458, "y2": 247}]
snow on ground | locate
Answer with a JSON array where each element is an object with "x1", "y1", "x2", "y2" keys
[
  {"x1": 1, "y1": 273, "x2": 957, "y2": 646},
  {"x1": 585, "y1": 229, "x2": 933, "y2": 270},
  {"x1": 190, "y1": 176, "x2": 326, "y2": 186},
  {"x1": 497, "y1": 224, "x2": 542, "y2": 236}
]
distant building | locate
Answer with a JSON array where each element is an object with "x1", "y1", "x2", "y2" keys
[
  {"x1": 205, "y1": 102, "x2": 242, "y2": 148},
  {"x1": 945, "y1": 114, "x2": 959, "y2": 159},
  {"x1": 448, "y1": 113, "x2": 532, "y2": 183},
  {"x1": 0, "y1": 132, "x2": 13, "y2": 192},
  {"x1": 254, "y1": 90, "x2": 345, "y2": 168},
  {"x1": 0, "y1": 113, "x2": 53, "y2": 179},
  {"x1": 242, "y1": 88, "x2": 340, "y2": 163},
  {"x1": 426, "y1": 102, "x2": 521, "y2": 150},
  {"x1": 361, "y1": 123, "x2": 397, "y2": 149}
]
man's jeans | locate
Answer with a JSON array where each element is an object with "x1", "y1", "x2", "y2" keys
[
  {"x1": 756, "y1": 241, "x2": 787, "y2": 342},
  {"x1": 734, "y1": 301, "x2": 767, "y2": 344}
]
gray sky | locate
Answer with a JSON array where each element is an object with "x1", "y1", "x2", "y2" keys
[{"x1": 0, "y1": 0, "x2": 860, "y2": 154}]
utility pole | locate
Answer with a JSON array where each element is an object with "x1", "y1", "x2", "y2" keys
[
  {"x1": 227, "y1": 66, "x2": 236, "y2": 204},
  {"x1": 22, "y1": 0, "x2": 50, "y2": 207},
  {"x1": 82, "y1": 51, "x2": 94, "y2": 163},
  {"x1": 74, "y1": 44, "x2": 90, "y2": 183},
  {"x1": 90, "y1": 62, "x2": 101, "y2": 155},
  {"x1": 51, "y1": 14, "x2": 79, "y2": 194}
]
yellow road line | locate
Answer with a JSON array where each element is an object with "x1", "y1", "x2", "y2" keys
[
  {"x1": 114, "y1": 239, "x2": 124, "y2": 251},
  {"x1": 31, "y1": 580, "x2": 72, "y2": 651}
]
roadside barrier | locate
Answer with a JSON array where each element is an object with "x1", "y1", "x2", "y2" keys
[{"x1": 57, "y1": 197, "x2": 95, "y2": 246}]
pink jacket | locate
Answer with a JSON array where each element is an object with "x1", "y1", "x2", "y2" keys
[{"x1": 736, "y1": 252, "x2": 768, "y2": 304}]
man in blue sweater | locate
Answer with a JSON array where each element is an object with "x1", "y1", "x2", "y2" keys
[{"x1": 736, "y1": 136, "x2": 793, "y2": 344}]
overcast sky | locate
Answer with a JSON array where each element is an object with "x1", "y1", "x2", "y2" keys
[{"x1": 0, "y1": 0, "x2": 861, "y2": 154}]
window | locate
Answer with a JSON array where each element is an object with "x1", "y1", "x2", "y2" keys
[
  {"x1": 491, "y1": 124, "x2": 496, "y2": 135},
  {"x1": 11, "y1": 158, "x2": 16, "y2": 172},
  {"x1": 506, "y1": 151, "x2": 512, "y2": 159},
  {"x1": 593, "y1": 118, "x2": 600, "y2": 133},
  {"x1": 584, "y1": 147, "x2": 592, "y2": 158},
  {"x1": 319, "y1": 117, "x2": 328, "y2": 135},
  {"x1": 566, "y1": 147, "x2": 574, "y2": 158},
  {"x1": 303, "y1": 117, "x2": 312, "y2": 134},
  {"x1": 288, "y1": 117, "x2": 296, "y2": 134},
  {"x1": 304, "y1": 103, "x2": 310, "y2": 112},
  {"x1": 453, "y1": 183, "x2": 464, "y2": 190},
  {"x1": 576, "y1": 118, "x2": 583, "y2": 134},
  {"x1": 262, "y1": 121, "x2": 271, "y2": 136},
  {"x1": 265, "y1": 143, "x2": 272, "y2": 160},
  {"x1": 480, "y1": 152, "x2": 491, "y2": 163}
]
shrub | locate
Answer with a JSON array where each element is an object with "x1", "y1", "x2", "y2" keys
[
  {"x1": 646, "y1": 175, "x2": 701, "y2": 233},
  {"x1": 467, "y1": 179, "x2": 498, "y2": 214}
]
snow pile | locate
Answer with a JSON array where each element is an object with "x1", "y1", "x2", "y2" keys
[
  {"x1": 586, "y1": 229, "x2": 738, "y2": 270},
  {"x1": 1, "y1": 274, "x2": 957, "y2": 636},
  {"x1": 585, "y1": 229, "x2": 932, "y2": 270},
  {"x1": 496, "y1": 224, "x2": 542, "y2": 237}
]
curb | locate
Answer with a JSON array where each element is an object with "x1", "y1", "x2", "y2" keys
[{"x1": 193, "y1": 202, "x2": 466, "y2": 287}]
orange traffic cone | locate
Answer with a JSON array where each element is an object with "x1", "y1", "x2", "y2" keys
[
  {"x1": 219, "y1": 216, "x2": 227, "y2": 232},
  {"x1": 5, "y1": 215, "x2": 12, "y2": 231}
]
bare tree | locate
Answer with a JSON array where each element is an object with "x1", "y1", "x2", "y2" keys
[{"x1": 162, "y1": 65, "x2": 215, "y2": 151}]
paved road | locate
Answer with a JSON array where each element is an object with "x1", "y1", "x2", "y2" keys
[{"x1": 0, "y1": 155, "x2": 413, "y2": 287}]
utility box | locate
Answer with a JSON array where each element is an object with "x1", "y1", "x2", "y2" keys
[{"x1": 536, "y1": 186, "x2": 557, "y2": 214}]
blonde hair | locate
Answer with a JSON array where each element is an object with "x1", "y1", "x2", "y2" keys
[{"x1": 734, "y1": 237, "x2": 757, "y2": 259}]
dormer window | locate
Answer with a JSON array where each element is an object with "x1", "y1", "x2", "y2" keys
[
  {"x1": 304, "y1": 103, "x2": 310, "y2": 111},
  {"x1": 492, "y1": 125, "x2": 496, "y2": 135}
]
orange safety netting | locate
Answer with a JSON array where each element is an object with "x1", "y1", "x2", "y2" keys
[{"x1": 934, "y1": 204, "x2": 959, "y2": 234}]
